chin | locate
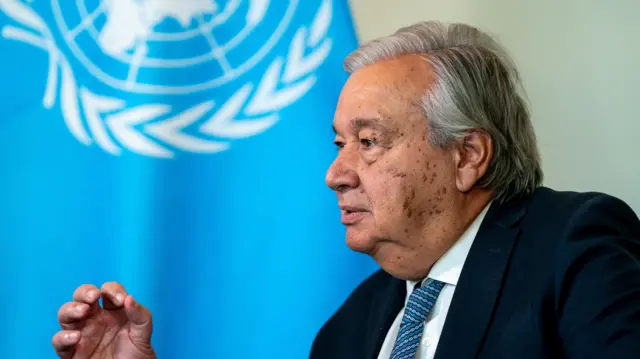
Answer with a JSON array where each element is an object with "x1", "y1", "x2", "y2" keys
[
  {"x1": 345, "y1": 228, "x2": 378, "y2": 254},
  {"x1": 370, "y1": 243, "x2": 430, "y2": 281}
]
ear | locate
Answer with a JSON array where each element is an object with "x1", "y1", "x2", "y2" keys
[{"x1": 452, "y1": 131, "x2": 493, "y2": 192}]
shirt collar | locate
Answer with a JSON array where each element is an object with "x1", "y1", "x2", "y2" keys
[{"x1": 406, "y1": 201, "x2": 492, "y2": 295}]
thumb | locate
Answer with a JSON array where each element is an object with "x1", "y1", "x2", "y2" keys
[{"x1": 124, "y1": 295, "x2": 153, "y2": 345}]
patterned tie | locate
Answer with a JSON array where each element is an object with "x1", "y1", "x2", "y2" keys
[{"x1": 389, "y1": 278, "x2": 445, "y2": 359}]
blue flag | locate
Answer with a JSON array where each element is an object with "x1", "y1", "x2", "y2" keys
[{"x1": 0, "y1": 1, "x2": 376, "y2": 357}]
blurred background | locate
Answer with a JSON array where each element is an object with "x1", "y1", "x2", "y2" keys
[{"x1": 0, "y1": 0, "x2": 637, "y2": 358}]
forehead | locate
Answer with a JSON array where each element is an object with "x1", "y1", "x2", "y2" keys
[{"x1": 334, "y1": 55, "x2": 433, "y2": 131}]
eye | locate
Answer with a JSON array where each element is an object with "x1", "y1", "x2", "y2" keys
[
  {"x1": 334, "y1": 140, "x2": 345, "y2": 150},
  {"x1": 360, "y1": 137, "x2": 376, "y2": 149}
]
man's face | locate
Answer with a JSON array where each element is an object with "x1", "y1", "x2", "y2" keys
[{"x1": 326, "y1": 55, "x2": 459, "y2": 280}]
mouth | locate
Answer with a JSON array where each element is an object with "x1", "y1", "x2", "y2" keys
[{"x1": 339, "y1": 205, "x2": 370, "y2": 225}]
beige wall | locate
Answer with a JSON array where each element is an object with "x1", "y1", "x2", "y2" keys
[{"x1": 348, "y1": 0, "x2": 640, "y2": 213}]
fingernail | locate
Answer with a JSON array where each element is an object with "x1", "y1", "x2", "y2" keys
[
  {"x1": 74, "y1": 304, "x2": 85, "y2": 313},
  {"x1": 115, "y1": 293, "x2": 125, "y2": 304},
  {"x1": 86, "y1": 289, "x2": 99, "y2": 301},
  {"x1": 65, "y1": 332, "x2": 78, "y2": 340}
]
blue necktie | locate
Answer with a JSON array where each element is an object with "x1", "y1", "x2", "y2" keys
[{"x1": 390, "y1": 278, "x2": 445, "y2": 359}]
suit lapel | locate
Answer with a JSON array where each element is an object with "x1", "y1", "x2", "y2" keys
[
  {"x1": 434, "y1": 196, "x2": 530, "y2": 359},
  {"x1": 365, "y1": 275, "x2": 406, "y2": 359}
]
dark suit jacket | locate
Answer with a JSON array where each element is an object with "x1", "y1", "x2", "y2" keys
[{"x1": 310, "y1": 187, "x2": 640, "y2": 359}]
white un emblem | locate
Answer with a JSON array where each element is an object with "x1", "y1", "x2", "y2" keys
[{"x1": 0, "y1": 0, "x2": 333, "y2": 157}]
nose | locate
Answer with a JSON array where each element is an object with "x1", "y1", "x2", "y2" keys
[{"x1": 325, "y1": 151, "x2": 360, "y2": 192}]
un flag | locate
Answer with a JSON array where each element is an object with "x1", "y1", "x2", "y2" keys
[{"x1": 0, "y1": 1, "x2": 376, "y2": 357}]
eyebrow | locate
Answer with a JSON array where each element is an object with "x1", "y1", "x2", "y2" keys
[{"x1": 332, "y1": 117, "x2": 392, "y2": 135}]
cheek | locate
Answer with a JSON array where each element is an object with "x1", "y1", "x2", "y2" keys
[
  {"x1": 362, "y1": 164, "x2": 419, "y2": 222},
  {"x1": 358, "y1": 166, "x2": 406, "y2": 219},
  {"x1": 398, "y1": 147, "x2": 433, "y2": 218},
  {"x1": 417, "y1": 160, "x2": 454, "y2": 217},
  {"x1": 361, "y1": 140, "x2": 449, "y2": 224},
  {"x1": 397, "y1": 158, "x2": 450, "y2": 223}
]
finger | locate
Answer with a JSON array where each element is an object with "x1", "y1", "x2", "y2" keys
[
  {"x1": 72, "y1": 284, "x2": 101, "y2": 314},
  {"x1": 72, "y1": 284, "x2": 101, "y2": 303},
  {"x1": 52, "y1": 330, "x2": 81, "y2": 359},
  {"x1": 101, "y1": 281, "x2": 128, "y2": 310},
  {"x1": 124, "y1": 295, "x2": 153, "y2": 344},
  {"x1": 58, "y1": 302, "x2": 90, "y2": 328}
]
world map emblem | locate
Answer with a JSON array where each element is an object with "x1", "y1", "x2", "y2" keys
[{"x1": 0, "y1": 0, "x2": 333, "y2": 158}]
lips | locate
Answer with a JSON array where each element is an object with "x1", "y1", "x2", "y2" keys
[{"x1": 339, "y1": 205, "x2": 370, "y2": 225}]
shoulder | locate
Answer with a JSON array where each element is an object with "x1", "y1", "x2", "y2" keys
[
  {"x1": 528, "y1": 190, "x2": 640, "y2": 356},
  {"x1": 522, "y1": 186, "x2": 639, "y2": 233},
  {"x1": 524, "y1": 186, "x2": 640, "y2": 296},
  {"x1": 542, "y1": 187, "x2": 640, "y2": 267},
  {"x1": 513, "y1": 187, "x2": 640, "y2": 265}
]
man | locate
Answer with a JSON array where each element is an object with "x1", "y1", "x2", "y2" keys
[{"x1": 52, "y1": 21, "x2": 640, "y2": 359}]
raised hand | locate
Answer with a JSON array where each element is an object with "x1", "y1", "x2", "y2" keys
[{"x1": 52, "y1": 282, "x2": 156, "y2": 359}]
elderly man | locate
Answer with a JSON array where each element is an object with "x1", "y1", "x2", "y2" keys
[{"x1": 52, "y1": 21, "x2": 640, "y2": 359}]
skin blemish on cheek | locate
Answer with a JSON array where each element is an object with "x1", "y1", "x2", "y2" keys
[
  {"x1": 433, "y1": 187, "x2": 447, "y2": 204},
  {"x1": 403, "y1": 197, "x2": 413, "y2": 218},
  {"x1": 403, "y1": 197, "x2": 410, "y2": 211},
  {"x1": 387, "y1": 168, "x2": 407, "y2": 178},
  {"x1": 403, "y1": 188, "x2": 417, "y2": 218},
  {"x1": 430, "y1": 185, "x2": 445, "y2": 215}
]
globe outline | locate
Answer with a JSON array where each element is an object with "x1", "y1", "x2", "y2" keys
[
  {"x1": 77, "y1": 0, "x2": 242, "y2": 44},
  {"x1": 51, "y1": 0, "x2": 298, "y2": 95},
  {"x1": 76, "y1": 0, "x2": 252, "y2": 68}
]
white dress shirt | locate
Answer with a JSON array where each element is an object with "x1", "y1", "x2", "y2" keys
[{"x1": 377, "y1": 202, "x2": 492, "y2": 359}]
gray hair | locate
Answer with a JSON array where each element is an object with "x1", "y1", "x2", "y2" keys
[{"x1": 344, "y1": 21, "x2": 543, "y2": 203}]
